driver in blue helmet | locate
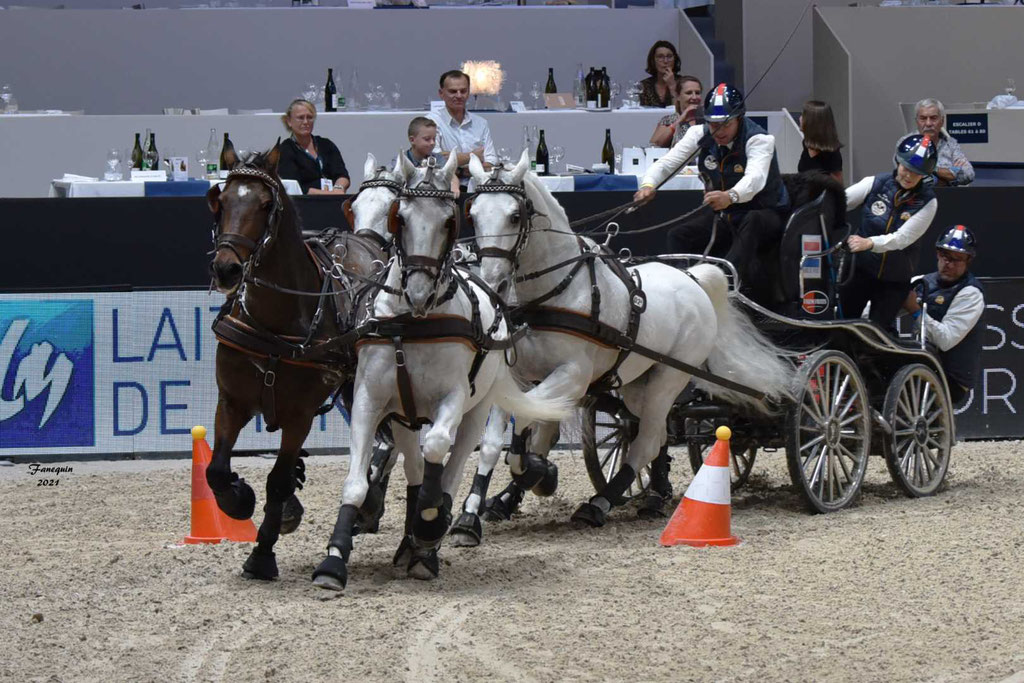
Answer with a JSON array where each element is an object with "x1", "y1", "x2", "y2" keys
[
  {"x1": 840, "y1": 133, "x2": 939, "y2": 331},
  {"x1": 902, "y1": 225, "x2": 985, "y2": 403},
  {"x1": 634, "y1": 83, "x2": 790, "y2": 302}
]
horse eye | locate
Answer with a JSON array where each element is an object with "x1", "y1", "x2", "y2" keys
[{"x1": 510, "y1": 213, "x2": 520, "y2": 223}]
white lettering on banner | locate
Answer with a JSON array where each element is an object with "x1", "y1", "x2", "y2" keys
[
  {"x1": 0, "y1": 291, "x2": 353, "y2": 456},
  {"x1": 1013, "y1": 303, "x2": 1024, "y2": 351},
  {"x1": 983, "y1": 304, "x2": 1006, "y2": 351},
  {"x1": 983, "y1": 368, "x2": 1017, "y2": 415}
]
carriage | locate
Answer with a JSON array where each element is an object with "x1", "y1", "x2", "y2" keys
[{"x1": 580, "y1": 187, "x2": 956, "y2": 514}]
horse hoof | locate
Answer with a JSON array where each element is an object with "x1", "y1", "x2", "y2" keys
[
  {"x1": 279, "y1": 494, "x2": 304, "y2": 535},
  {"x1": 511, "y1": 453, "x2": 548, "y2": 490},
  {"x1": 392, "y1": 535, "x2": 415, "y2": 568},
  {"x1": 571, "y1": 502, "x2": 607, "y2": 528},
  {"x1": 407, "y1": 550, "x2": 440, "y2": 581},
  {"x1": 637, "y1": 493, "x2": 670, "y2": 520},
  {"x1": 241, "y1": 549, "x2": 278, "y2": 581},
  {"x1": 531, "y1": 460, "x2": 559, "y2": 497},
  {"x1": 312, "y1": 555, "x2": 348, "y2": 591},
  {"x1": 215, "y1": 478, "x2": 256, "y2": 521},
  {"x1": 449, "y1": 512, "x2": 482, "y2": 548}
]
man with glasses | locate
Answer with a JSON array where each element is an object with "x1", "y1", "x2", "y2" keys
[
  {"x1": 902, "y1": 225, "x2": 985, "y2": 403},
  {"x1": 634, "y1": 82, "x2": 789, "y2": 304}
]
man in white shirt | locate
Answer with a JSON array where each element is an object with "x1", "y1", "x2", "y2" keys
[
  {"x1": 428, "y1": 70, "x2": 497, "y2": 184},
  {"x1": 633, "y1": 83, "x2": 789, "y2": 303},
  {"x1": 903, "y1": 225, "x2": 985, "y2": 403}
]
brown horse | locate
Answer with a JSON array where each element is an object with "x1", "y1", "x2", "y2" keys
[{"x1": 206, "y1": 145, "x2": 382, "y2": 580}]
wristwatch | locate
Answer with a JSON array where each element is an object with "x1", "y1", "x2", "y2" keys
[{"x1": 727, "y1": 189, "x2": 740, "y2": 204}]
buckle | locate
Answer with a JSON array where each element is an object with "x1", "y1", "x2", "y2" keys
[
  {"x1": 264, "y1": 370, "x2": 277, "y2": 387},
  {"x1": 394, "y1": 348, "x2": 406, "y2": 366}
]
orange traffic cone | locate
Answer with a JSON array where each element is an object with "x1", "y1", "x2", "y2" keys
[
  {"x1": 660, "y1": 425, "x2": 740, "y2": 547},
  {"x1": 184, "y1": 426, "x2": 258, "y2": 545}
]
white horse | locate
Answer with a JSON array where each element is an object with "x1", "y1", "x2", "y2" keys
[
  {"x1": 454, "y1": 150, "x2": 794, "y2": 531},
  {"x1": 312, "y1": 152, "x2": 573, "y2": 590}
]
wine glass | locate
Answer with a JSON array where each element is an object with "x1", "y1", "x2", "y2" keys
[
  {"x1": 364, "y1": 82, "x2": 376, "y2": 111},
  {"x1": 551, "y1": 145, "x2": 565, "y2": 175},
  {"x1": 529, "y1": 81, "x2": 542, "y2": 110},
  {"x1": 512, "y1": 82, "x2": 524, "y2": 103},
  {"x1": 610, "y1": 81, "x2": 621, "y2": 109},
  {"x1": 391, "y1": 82, "x2": 401, "y2": 110},
  {"x1": 497, "y1": 147, "x2": 511, "y2": 165},
  {"x1": 614, "y1": 144, "x2": 623, "y2": 175},
  {"x1": 626, "y1": 81, "x2": 642, "y2": 109},
  {"x1": 302, "y1": 82, "x2": 317, "y2": 102},
  {"x1": 1007, "y1": 78, "x2": 1017, "y2": 96},
  {"x1": 104, "y1": 148, "x2": 123, "y2": 181},
  {"x1": 374, "y1": 84, "x2": 388, "y2": 110}
]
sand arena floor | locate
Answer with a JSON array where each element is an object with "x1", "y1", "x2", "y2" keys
[{"x1": 1, "y1": 440, "x2": 1023, "y2": 683}]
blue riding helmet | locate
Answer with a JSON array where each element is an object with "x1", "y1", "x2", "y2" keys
[
  {"x1": 936, "y1": 224, "x2": 977, "y2": 258},
  {"x1": 703, "y1": 83, "x2": 745, "y2": 123},
  {"x1": 894, "y1": 133, "x2": 938, "y2": 176}
]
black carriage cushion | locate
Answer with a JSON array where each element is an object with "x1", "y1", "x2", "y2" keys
[{"x1": 782, "y1": 171, "x2": 846, "y2": 233}]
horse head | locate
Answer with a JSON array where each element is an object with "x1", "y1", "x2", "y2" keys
[
  {"x1": 392, "y1": 150, "x2": 459, "y2": 317},
  {"x1": 208, "y1": 143, "x2": 286, "y2": 295},
  {"x1": 344, "y1": 153, "x2": 404, "y2": 248},
  {"x1": 467, "y1": 149, "x2": 532, "y2": 296}
]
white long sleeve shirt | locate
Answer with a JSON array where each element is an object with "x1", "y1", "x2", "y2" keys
[
  {"x1": 918, "y1": 280, "x2": 985, "y2": 352},
  {"x1": 640, "y1": 124, "x2": 776, "y2": 204},
  {"x1": 845, "y1": 175, "x2": 938, "y2": 253}
]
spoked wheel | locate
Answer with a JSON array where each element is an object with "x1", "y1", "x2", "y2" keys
[
  {"x1": 685, "y1": 418, "x2": 757, "y2": 491},
  {"x1": 881, "y1": 364, "x2": 952, "y2": 497},
  {"x1": 785, "y1": 350, "x2": 871, "y2": 513},
  {"x1": 581, "y1": 394, "x2": 650, "y2": 500}
]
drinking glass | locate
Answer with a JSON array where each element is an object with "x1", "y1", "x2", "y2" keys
[
  {"x1": 1007, "y1": 78, "x2": 1017, "y2": 96},
  {"x1": 391, "y1": 82, "x2": 402, "y2": 110},
  {"x1": 375, "y1": 84, "x2": 388, "y2": 110},
  {"x1": 497, "y1": 147, "x2": 511, "y2": 165},
  {"x1": 104, "y1": 148, "x2": 123, "y2": 181},
  {"x1": 610, "y1": 81, "x2": 621, "y2": 109},
  {"x1": 364, "y1": 82, "x2": 376, "y2": 111},
  {"x1": 551, "y1": 145, "x2": 565, "y2": 175},
  {"x1": 302, "y1": 82, "x2": 317, "y2": 102},
  {"x1": 512, "y1": 82, "x2": 524, "y2": 103},
  {"x1": 529, "y1": 81, "x2": 542, "y2": 110}
]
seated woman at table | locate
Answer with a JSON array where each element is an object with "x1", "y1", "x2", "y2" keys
[
  {"x1": 638, "y1": 41, "x2": 681, "y2": 108},
  {"x1": 276, "y1": 98, "x2": 350, "y2": 195},
  {"x1": 649, "y1": 75, "x2": 703, "y2": 148}
]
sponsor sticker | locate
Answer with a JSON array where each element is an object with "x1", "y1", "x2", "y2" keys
[
  {"x1": 801, "y1": 235, "x2": 823, "y2": 279},
  {"x1": 801, "y1": 290, "x2": 830, "y2": 315},
  {"x1": 871, "y1": 200, "x2": 887, "y2": 216},
  {"x1": 733, "y1": 164, "x2": 744, "y2": 174},
  {"x1": 703, "y1": 156, "x2": 718, "y2": 170}
]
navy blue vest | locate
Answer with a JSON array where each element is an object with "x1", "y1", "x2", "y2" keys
[
  {"x1": 915, "y1": 271, "x2": 984, "y2": 391},
  {"x1": 856, "y1": 172, "x2": 936, "y2": 283},
  {"x1": 697, "y1": 118, "x2": 789, "y2": 215}
]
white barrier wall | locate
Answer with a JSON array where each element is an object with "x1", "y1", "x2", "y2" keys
[{"x1": 0, "y1": 291, "x2": 352, "y2": 459}]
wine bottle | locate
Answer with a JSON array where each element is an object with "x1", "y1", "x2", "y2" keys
[
  {"x1": 545, "y1": 68, "x2": 557, "y2": 95},
  {"x1": 598, "y1": 67, "x2": 610, "y2": 109},
  {"x1": 219, "y1": 132, "x2": 235, "y2": 174},
  {"x1": 586, "y1": 67, "x2": 597, "y2": 110},
  {"x1": 149, "y1": 132, "x2": 158, "y2": 172},
  {"x1": 601, "y1": 128, "x2": 615, "y2": 174},
  {"x1": 205, "y1": 128, "x2": 219, "y2": 179},
  {"x1": 536, "y1": 129, "x2": 549, "y2": 176},
  {"x1": 141, "y1": 128, "x2": 153, "y2": 170},
  {"x1": 529, "y1": 125, "x2": 539, "y2": 170},
  {"x1": 575, "y1": 63, "x2": 585, "y2": 108},
  {"x1": 325, "y1": 67, "x2": 338, "y2": 112},
  {"x1": 131, "y1": 133, "x2": 144, "y2": 170}
]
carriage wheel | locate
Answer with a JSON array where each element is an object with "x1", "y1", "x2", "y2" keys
[
  {"x1": 881, "y1": 364, "x2": 952, "y2": 497},
  {"x1": 685, "y1": 418, "x2": 757, "y2": 491},
  {"x1": 581, "y1": 395, "x2": 651, "y2": 500},
  {"x1": 785, "y1": 350, "x2": 871, "y2": 513}
]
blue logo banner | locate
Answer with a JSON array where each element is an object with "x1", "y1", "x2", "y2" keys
[{"x1": 0, "y1": 300, "x2": 95, "y2": 448}]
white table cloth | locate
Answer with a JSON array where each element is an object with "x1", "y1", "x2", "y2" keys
[{"x1": 49, "y1": 178, "x2": 302, "y2": 198}]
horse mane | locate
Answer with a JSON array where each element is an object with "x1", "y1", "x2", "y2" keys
[{"x1": 521, "y1": 172, "x2": 571, "y2": 232}]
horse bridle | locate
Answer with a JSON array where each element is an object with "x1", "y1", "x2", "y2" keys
[
  {"x1": 464, "y1": 168, "x2": 536, "y2": 266},
  {"x1": 342, "y1": 168, "x2": 403, "y2": 249},
  {"x1": 388, "y1": 166, "x2": 458, "y2": 307},
  {"x1": 210, "y1": 166, "x2": 285, "y2": 272}
]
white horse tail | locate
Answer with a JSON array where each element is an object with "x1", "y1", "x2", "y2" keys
[
  {"x1": 490, "y1": 366, "x2": 576, "y2": 423},
  {"x1": 687, "y1": 263, "x2": 795, "y2": 413}
]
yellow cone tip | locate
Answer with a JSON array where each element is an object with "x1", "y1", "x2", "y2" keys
[
  {"x1": 715, "y1": 425, "x2": 732, "y2": 441},
  {"x1": 191, "y1": 425, "x2": 207, "y2": 441}
]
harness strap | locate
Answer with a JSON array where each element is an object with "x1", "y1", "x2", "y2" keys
[
  {"x1": 256, "y1": 355, "x2": 281, "y2": 432},
  {"x1": 392, "y1": 336, "x2": 419, "y2": 428}
]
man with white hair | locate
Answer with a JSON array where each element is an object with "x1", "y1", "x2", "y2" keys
[{"x1": 911, "y1": 98, "x2": 975, "y2": 186}]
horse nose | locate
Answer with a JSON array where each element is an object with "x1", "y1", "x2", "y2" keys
[{"x1": 212, "y1": 260, "x2": 243, "y2": 288}]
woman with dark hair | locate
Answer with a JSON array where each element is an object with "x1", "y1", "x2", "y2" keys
[
  {"x1": 649, "y1": 75, "x2": 703, "y2": 147},
  {"x1": 639, "y1": 41, "x2": 681, "y2": 108},
  {"x1": 798, "y1": 99, "x2": 843, "y2": 183}
]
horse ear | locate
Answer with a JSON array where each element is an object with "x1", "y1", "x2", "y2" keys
[
  {"x1": 468, "y1": 153, "x2": 488, "y2": 184},
  {"x1": 266, "y1": 138, "x2": 281, "y2": 173},
  {"x1": 441, "y1": 148, "x2": 459, "y2": 183},
  {"x1": 206, "y1": 184, "x2": 222, "y2": 214},
  {"x1": 510, "y1": 148, "x2": 530, "y2": 184},
  {"x1": 397, "y1": 151, "x2": 417, "y2": 181},
  {"x1": 364, "y1": 152, "x2": 377, "y2": 180}
]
